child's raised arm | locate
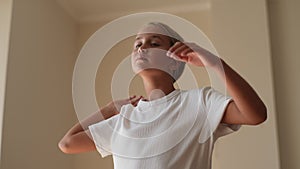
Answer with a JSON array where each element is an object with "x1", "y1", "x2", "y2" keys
[{"x1": 167, "y1": 42, "x2": 267, "y2": 125}]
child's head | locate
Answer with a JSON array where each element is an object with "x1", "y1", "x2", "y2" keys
[{"x1": 131, "y1": 22, "x2": 186, "y2": 82}]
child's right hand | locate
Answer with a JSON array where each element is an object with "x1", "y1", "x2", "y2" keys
[{"x1": 106, "y1": 95, "x2": 143, "y2": 115}]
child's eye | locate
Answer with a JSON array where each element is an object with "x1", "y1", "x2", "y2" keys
[
  {"x1": 151, "y1": 43, "x2": 160, "y2": 47},
  {"x1": 135, "y1": 43, "x2": 142, "y2": 49}
]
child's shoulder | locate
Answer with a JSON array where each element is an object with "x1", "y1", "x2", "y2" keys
[{"x1": 183, "y1": 86, "x2": 214, "y2": 95}]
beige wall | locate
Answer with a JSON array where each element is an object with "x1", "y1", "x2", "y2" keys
[
  {"x1": 2, "y1": 0, "x2": 299, "y2": 169},
  {"x1": 268, "y1": 0, "x2": 300, "y2": 169},
  {"x1": 210, "y1": 0, "x2": 280, "y2": 169},
  {"x1": 0, "y1": 0, "x2": 13, "y2": 159},
  {"x1": 1, "y1": 0, "x2": 78, "y2": 168}
]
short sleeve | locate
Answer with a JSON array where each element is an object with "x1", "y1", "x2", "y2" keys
[
  {"x1": 198, "y1": 87, "x2": 240, "y2": 143},
  {"x1": 88, "y1": 115, "x2": 120, "y2": 158}
]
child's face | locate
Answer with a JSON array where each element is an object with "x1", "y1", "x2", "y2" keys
[{"x1": 131, "y1": 27, "x2": 176, "y2": 76}]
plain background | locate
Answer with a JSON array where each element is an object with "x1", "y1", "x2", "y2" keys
[{"x1": 0, "y1": 0, "x2": 299, "y2": 169}]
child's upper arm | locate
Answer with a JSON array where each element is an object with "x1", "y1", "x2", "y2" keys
[{"x1": 221, "y1": 101, "x2": 246, "y2": 125}]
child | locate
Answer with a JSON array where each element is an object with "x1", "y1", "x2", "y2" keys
[{"x1": 58, "y1": 22, "x2": 267, "y2": 169}]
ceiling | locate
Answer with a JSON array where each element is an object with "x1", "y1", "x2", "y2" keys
[{"x1": 56, "y1": 0, "x2": 210, "y2": 23}]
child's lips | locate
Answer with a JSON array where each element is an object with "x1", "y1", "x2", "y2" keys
[
  {"x1": 135, "y1": 58, "x2": 147, "y2": 63},
  {"x1": 135, "y1": 54, "x2": 148, "y2": 61}
]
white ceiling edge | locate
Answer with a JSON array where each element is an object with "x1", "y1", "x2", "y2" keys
[{"x1": 56, "y1": 1, "x2": 210, "y2": 24}]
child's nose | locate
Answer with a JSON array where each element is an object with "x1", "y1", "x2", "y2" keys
[{"x1": 138, "y1": 46, "x2": 148, "y2": 54}]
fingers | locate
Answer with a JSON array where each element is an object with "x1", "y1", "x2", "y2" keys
[
  {"x1": 129, "y1": 95, "x2": 137, "y2": 100},
  {"x1": 181, "y1": 48, "x2": 193, "y2": 56},
  {"x1": 167, "y1": 42, "x2": 193, "y2": 61},
  {"x1": 129, "y1": 95, "x2": 143, "y2": 107},
  {"x1": 168, "y1": 42, "x2": 183, "y2": 54}
]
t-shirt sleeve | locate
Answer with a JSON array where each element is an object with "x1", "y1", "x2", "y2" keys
[
  {"x1": 88, "y1": 115, "x2": 119, "y2": 158},
  {"x1": 198, "y1": 87, "x2": 240, "y2": 143}
]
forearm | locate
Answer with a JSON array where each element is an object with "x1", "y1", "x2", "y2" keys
[
  {"x1": 65, "y1": 105, "x2": 115, "y2": 136},
  {"x1": 59, "y1": 130, "x2": 96, "y2": 154},
  {"x1": 58, "y1": 105, "x2": 115, "y2": 153},
  {"x1": 213, "y1": 59, "x2": 267, "y2": 124},
  {"x1": 59, "y1": 96, "x2": 139, "y2": 154}
]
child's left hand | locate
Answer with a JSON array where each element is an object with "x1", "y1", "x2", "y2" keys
[{"x1": 167, "y1": 42, "x2": 220, "y2": 67}]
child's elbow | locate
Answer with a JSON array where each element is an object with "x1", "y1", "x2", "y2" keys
[
  {"x1": 252, "y1": 105, "x2": 268, "y2": 125},
  {"x1": 260, "y1": 104, "x2": 268, "y2": 123},
  {"x1": 58, "y1": 138, "x2": 73, "y2": 154}
]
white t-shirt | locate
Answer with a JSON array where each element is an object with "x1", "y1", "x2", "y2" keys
[{"x1": 89, "y1": 87, "x2": 240, "y2": 169}]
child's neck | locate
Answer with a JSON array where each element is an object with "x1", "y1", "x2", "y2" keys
[{"x1": 141, "y1": 76, "x2": 175, "y2": 101}]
